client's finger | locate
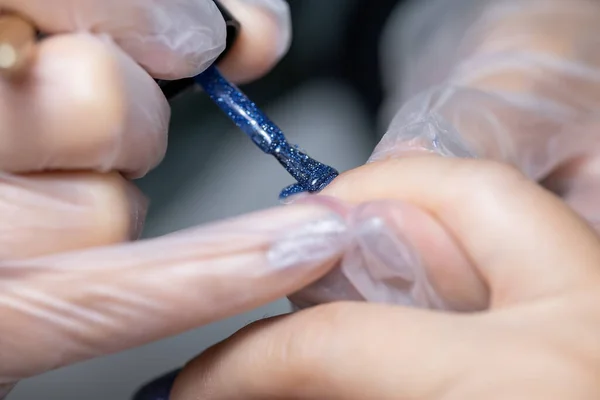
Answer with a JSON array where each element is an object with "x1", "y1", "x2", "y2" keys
[
  {"x1": 0, "y1": 33, "x2": 168, "y2": 177},
  {"x1": 0, "y1": 204, "x2": 347, "y2": 381},
  {"x1": 0, "y1": 172, "x2": 144, "y2": 260}
]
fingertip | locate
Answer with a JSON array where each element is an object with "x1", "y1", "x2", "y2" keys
[
  {"x1": 0, "y1": 33, "x2": 133, "y2": 172},
  {"x1": 31, "y1": 34, "x2": 127, "y2": 165},
  {"x1": 217, "y1": 0, "x2": 292, "y2": 83},
  {"x1": 128, "y1": 0, "x2": 227, "y2": 80},
  {"x1": 102, "y1": 36, "x2": 170, "y2": 178},
  {"x1": 77, "y1": 172, "x2": 142, "y2": 244}
]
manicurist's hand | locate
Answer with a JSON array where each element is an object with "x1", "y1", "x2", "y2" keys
[
  {"x1": 285, "y1": 0, "x2": 600, "y2": 309},
  {"x1": 0, "y1": 0, "x2": 291, "y2": 397},
  {"x1": 170, "y1": 157, "x2": 600, "y2": 400}
]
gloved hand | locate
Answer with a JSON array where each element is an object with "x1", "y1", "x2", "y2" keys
[
  {"x1": 288, "y1": 0, "x2": 600, "y2": 310},
  {"x1": 167, "y1": 157, "x2": 600, "y2": 400},
  {"x1": 0, "y1": 0, "x2": 292, "y2": 396},
  {"x1": 0, "y1": 0, "x2": 291, "y2": 176},
  {"x1": 134, "y1": 2, "x2": 600, "y2": 397},
  {"x1": 376, "y1": 0, "x2": 600, "y2": 226}
]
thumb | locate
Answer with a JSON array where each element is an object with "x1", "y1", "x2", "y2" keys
[{"x1": 171, "y1": 302, "x2": 472, "y2": 400}]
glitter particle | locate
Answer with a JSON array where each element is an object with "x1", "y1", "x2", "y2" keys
[{"x1": 195, "y1": 66, "x2": 339, "y2": 199}]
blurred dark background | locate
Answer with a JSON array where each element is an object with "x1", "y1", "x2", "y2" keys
[{"x1": 10, "y1": 1, "x2": 409, "y2": 399}]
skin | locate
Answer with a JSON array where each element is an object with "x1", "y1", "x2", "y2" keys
[
  {"x1": 8, "y1": 0, "x2": 600, "y2": 397},
  {"x1": 0, "y1": 0, "x2": 285, "y2": 259},
  {"x1": 170, "y1": 157, "x2": 600, "y2": 400},
  {"x1": 0, "y1": 2, "x2": 293, "y2": 394}
]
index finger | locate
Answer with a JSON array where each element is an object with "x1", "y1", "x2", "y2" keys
[{"x1": 0, "y1": 204, "x2": 347, "y2": 381}]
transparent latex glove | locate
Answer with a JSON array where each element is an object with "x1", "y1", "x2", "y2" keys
[
  {"x1": 377, "y1": 0, "x2": 600, "y2": 227},
  {"x1": 169, "y1": 157, "x2": 600, "y2": 400},
  {"x1": 0, "y1": 0, "x2": 291, "y2": 396},
  {"x1": 0, "y1": 202, "x2": 345, "y2": 397},
  {"x1": 288, "y1": 0, "x2": 600, "y2": 311},
  {"x1": 0, "y1": 0, "x2": 290, "y2": 176},
  {"x1": 1, "y1": 188, "x2": 477, "y2": 397},
  {"x1": 137, "y1": 157, "x2": 600, "y2": 400}
]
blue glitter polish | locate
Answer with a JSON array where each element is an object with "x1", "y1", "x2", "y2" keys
[{"x1": 194, "y1": 65, "x2": 339, "y2": 199}]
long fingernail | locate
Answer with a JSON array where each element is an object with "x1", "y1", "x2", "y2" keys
[
  {"x1": 132, "y1": 369, "x2": 181, "y2": 400},
  {"x1": 267, "y1": 214, "x2": 348, "y2": 270},
  {"x1": 239, "y1": 0, "x2": 292, "y2": 57}
]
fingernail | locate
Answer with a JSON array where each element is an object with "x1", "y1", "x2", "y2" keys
[
  {"x1": 267, "y1": 214, "x2": 349, "y2": 270},
  {"x1": 132, "y1": 369, "x2": 181, "y2": 400},
  {"x1": 239, "y1": 0, "x2": 292, "y2": 57}
]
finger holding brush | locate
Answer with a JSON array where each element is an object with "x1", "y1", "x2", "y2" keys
[
  {"x1": 0, "y1": 0, "x2": 291, "y2": 174},
  {"x1": 0, "y1": 1, "x2": 292, "y2": 398},
  {"x1": 0, "y1": 0, "x2": 292, "y2": 260},
  {"x1": 0, "y1": 12, "x2": 35, "y2": 77}
]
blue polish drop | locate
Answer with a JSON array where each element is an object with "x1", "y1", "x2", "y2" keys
[{"x1": 194, "y1": 65, "x2": 339, "y2": 199}]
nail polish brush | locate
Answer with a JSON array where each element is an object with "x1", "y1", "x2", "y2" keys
[{"x1": 158, "y1": 1, "x2": 339, "y2": 200}]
